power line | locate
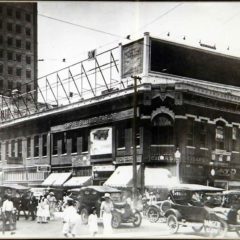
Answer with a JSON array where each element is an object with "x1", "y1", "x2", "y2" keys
[
  {"x1": 38, "y1": 13, "x2": 126, "y2": 39},
  {"x1": 138, "y1": 2, "x2": 184, "y2": 31}
]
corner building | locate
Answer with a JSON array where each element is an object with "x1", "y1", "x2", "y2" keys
[{"x1": 0, "y1": 33, "x2": 240, "y2": 190}]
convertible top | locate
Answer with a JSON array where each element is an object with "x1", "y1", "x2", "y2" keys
[
  {"x1": 70, "y1": 185, "x2": 121, "y2": 193},
  {"x1": 170, "y1": 183, "x2": 223, "y2": 192}
]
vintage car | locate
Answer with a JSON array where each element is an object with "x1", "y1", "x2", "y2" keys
[
  {"x1": 68, "y1": 185, "x2": 142, "y2": 228},
  {"x1": 210, "y1": 190, "x2": 240, "y2": 236},
  {"x1": 164, "y1": 184, "x2": 226, "y2": 237}
]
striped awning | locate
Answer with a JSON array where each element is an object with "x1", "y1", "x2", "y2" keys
[
  {"x1": 63, "y1": 176, "x2": 92, "y2": 187},
  {"x1": 42, "y1": 172, "x2": 72, "y2": 187}
]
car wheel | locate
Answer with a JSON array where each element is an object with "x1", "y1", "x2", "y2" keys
[
  {"x1": 80, "y1": 208, "x2": 89, "y2": 225},
  {"x1": 204, "y1": 218, "x2": 227, "y2": 238},
  {"x1": 132, "y1": 211, "x2": 142, "y2": 227},
  {"x1": 147, "y1": 207, "x2": 160, "y2": 223},
  {"x1": 167, "y1": 214, "x2": 179, "y2": 234},
  {"x1": 111, "y1": 213, "x2": 121, "y2": 228},
  {"x1": 192, "y1": 224, "x2": 204, "y2": 233}
]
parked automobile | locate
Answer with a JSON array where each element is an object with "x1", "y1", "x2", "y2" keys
[
  {"x1": 164, "y1": 184, "x2": 225, "y2": 237},
  {"x1": 68, "y1": 185, "x2": 142, "y2": 228},
  {"x1": 210, "y1": 190, "x2": 240, "y2": 236}
]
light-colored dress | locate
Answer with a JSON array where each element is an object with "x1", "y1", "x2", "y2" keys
[
  {"x1": 100, "y1": 200, "x2": 113, "y2": 234},
  {"x1": 88, "y1": 213, "x2": 98, "y2": 235},
  {"x1": 62, "y1": 205, "x2": 81, "y2": 236}
]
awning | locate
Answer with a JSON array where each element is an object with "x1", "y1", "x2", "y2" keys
[
  {"x1": 63, "y1": 176, "x2": 92, "y2": 187},
  {"x1": 42, "y1": 172, "x2": 72, "y2": 187},
  {"x1": 0, "y1": 184, "x2": 29, "y2": 190},
  {"x1": 104, "y1": 165, "x2": 141, "y2": 188},
  {"x1": 144, "y1": 167, "x2": 179, "y2": 188}
]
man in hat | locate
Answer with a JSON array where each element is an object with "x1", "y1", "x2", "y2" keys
[
  {"x1": 100, "y1": 193, "x2": 114, "y2": 235},
  {"x1": 47, "y1": 192, "x2": 57, "y2": 220}
]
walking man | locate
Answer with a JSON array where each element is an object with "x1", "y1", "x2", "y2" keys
[
  {"x1": 27, "y1": 192, "x2": 38, "y2": 220},
  {"x1": 2, "y1": 195, "x2": 15, "y2": 235}
]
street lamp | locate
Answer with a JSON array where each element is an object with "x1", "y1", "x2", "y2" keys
[{"x1": 175, "y1": 149, "x2": 181, "y2": 182}]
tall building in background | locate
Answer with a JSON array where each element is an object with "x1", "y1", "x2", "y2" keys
[{"x1": 0, "y1": 2, "x2": 37, "y2": 96}]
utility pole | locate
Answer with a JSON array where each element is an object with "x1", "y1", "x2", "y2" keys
[{"x1": 131, "y1": 75, "x2": 141, "y2": 205}]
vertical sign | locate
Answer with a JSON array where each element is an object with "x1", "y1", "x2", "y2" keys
[{"x1": 122, "y1": 39, "x2": 144, "y2": 78}]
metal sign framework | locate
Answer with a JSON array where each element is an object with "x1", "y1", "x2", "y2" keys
[{"x1": 0, "y1": 45, "x2": 135, "y2": 123}]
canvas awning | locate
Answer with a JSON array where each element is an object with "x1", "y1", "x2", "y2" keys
[
  {"x1": 63, "y1": 176, "x2": 92, "y2": 187},
  {"x1": 144, "y1": 167, "x2": 179, "y2": 188},
  {"x1": 42, "y1": 172, "x2": 72, "y2": 187},
  {"x1": 104, "y1": 165, "x2": 141, "y2": 188}
]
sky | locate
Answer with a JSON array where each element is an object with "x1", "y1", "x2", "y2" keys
[{"x1": 38, "y1": 1, "x2": 240, "y2": 77}]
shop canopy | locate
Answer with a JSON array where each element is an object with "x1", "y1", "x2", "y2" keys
[
  {"x1": 104, "y1": 165, "x2": 141, "y2": 188},
  {"x1": 144, "y1": 167, "x2": 179, "y2": 188},
  {"x1": 0, "y1": 184, "x2": 29, "y2": 190},
  {"x1": 63, "y1": 176, "x2": 92, "y2": 188},
  {"x1": 42, "y1": 172, "x2": 72, "y2": 187}
]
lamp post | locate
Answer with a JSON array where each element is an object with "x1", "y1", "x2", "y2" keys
[{"x1": 175, "y1": 149, "x2": 181, "y2": 182}]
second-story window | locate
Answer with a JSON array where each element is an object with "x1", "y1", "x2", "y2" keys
[
  {"x1": 42, "y1": 134, "x2": 47, "y2": 156},
  {"x1": 232, "y1": 125, "x2": 238, "y2": 151},
  {"x1": 7, "y1": 37, "x2": 13, "y2": 46},
  {"x1": 117, "y1": 126, "x2": 125, "y2": 148},
  {"x1": 34, "y1": 135, "x2": 39, "y2": 157},
  {"x1": 0, "y1": 142, "x2": 2, "y2": 161},
  {"x1": 11, "y1": 139, "x2": 15, "y2": 157},
  {"x1": 7, "y1": 22, "x2": 13, "y2": 32},
  {"x1": 187, "y1": 118, "x2": 194, "y2": 146},
  {"x1": 200, "y1": 120, "x2": 207, "y2": 148},
  {"x1": 16, "y1": 68, "x2": 22, "y2": 77},
  {"x1": 5, "y1": 141, "x2": 9, "y2": 159},
  {"x1": 27, "y1": 137, "x2": 31, "y2": 158},
  {"x1": 17, "y1": 139, "x2": 22, "y2": 158},
  {"x1": 82, "y1": 130, "x2": 88, "y2": 152},
  {"x1": 216, "y1": 122, "x2": 225, "y2": 150},
  {"x1": 16, "y1": 39, "x2": 21, "y2": 48}
]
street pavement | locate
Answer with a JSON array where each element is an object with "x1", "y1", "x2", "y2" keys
[{"x1": 0, "y1": 212, "x2": 239, "y2": 239}]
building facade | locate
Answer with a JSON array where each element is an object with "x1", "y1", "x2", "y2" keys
[
  {"x1": 0, "y1": 2, "x2": 37, "y2": 96},
  {"x1": 0, "y1": 33, "x2": 240, "y2": 190}
]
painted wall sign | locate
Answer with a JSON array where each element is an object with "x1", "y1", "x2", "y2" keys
[
  {"x1": 90, "y1": 127, "x2": 112, "y2": 156},
  {"x1": 51, "y1": 108, "x2": 133, "y2": 132},
  {"x1": 122, "y1": 40, "x2": 143, "y2": 78},
  {"x1": 116, "y1": 155, "x2": 142, "y2": 164}
]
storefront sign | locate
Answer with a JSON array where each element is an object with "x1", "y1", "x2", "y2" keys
[
  {"x1": 116, "y1": 155, "x2": 142, "y2": 164},
  {"x1": 51, "y1": 109, "x2": 134, "y2": 132},
  {"x1": 122, "y1": 40, "x2": 143, "y2": 78},
  {"x1": 150, "y1": 155, "x2": 174, "y2": 161},
  {"x1": 37, "y1": 165, "x2": 51, "y2": 172},
  {"x1": 93, "y1": 165, "x2": 115, "y2": 172},
  {"x1": 90, "y1": 127, "x2": 112, "y2": 155}
]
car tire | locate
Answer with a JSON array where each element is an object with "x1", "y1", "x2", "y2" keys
[
  {"x1": 167, "y1": 214, "x2": 179, "y2": 234},
  {"x1": 132, "y1": 211, "x2": 142, "y2": 227},
  {"x1": 192, "y1": 224, "x2": 204, "y2": 233},
  {"x1": 111, "y1": 213, "x2": 121, "y2": 228},
  {"x1": 147, "y1": 207, "x2": 160, "y2": 223},
  {"x1": 204, "y1": 218, "x2": 227, "y2": 238},
  {"x1": 80, "y1": 208, "x2": 89, "y2": 225}
]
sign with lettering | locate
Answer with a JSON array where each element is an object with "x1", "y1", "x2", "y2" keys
[
  {"x1": 37, "y1": 165, "x2": 51, "y2": 172},
  {"x1": 122, "y1": 40, "x2": 143, "y2": 78},
  {"x1": 51, "y1": 108, "x2": 134, "y2": 133},
  {"x1": 116, "y1": 155, "x2": 142, "y2": 164},
  {"x1": 90, "y1": 127, "x2": 112, "y2": 155}
]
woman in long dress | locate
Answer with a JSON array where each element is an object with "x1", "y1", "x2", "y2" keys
[
  {"x1": 88, "y1": 207, "x2": 98, "y2": 236},
  {"x1": 37, "y1": 196, "x2": 44, "y2": 223},
  {"x1": 42, "y1": 197, "x2": 50, "y2": 223},
  {"x1": 100, "y1": 193, "x2": 114, "y2": 235}
]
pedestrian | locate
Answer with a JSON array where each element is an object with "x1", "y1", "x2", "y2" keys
[
  {"x1": 36, "y1": 196, "x2": 44, "y2": 223},
  {"x1": 88, "y1": 207, "x2": 98, "y2": 237},
  {"x1": 100, "y1": 193, "x2": 114, "y2": 235},
  {"x1": 2, "y1": 195, "x2": 16, "y2": 235},
  {"x1": 27, "y1": 192, "x2": 38, "y2": 220},
  {"x1": 41, "y1": 197, "x2": 50, "y2": 223},
  {"x1": 62, "y1": 199, "x2": 81, "y2": 238},
  {"x1": 20, "y1": 193, "x2": 29, "y2": 220},
  {"x1": 12, "y1": 192, "x2": 21, "y2": 221},
  {"x1": 47, "y1": 192, "x2": 57, "y2": 220}
]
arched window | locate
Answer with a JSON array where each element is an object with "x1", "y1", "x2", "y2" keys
[
  {"x1": 216, "y1": 121, "x2": 225, "y2": 150},
  {"x1": 151, "y1": 114, "x2": 173, "y2": 145}
]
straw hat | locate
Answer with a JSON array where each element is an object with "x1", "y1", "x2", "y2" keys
[{"x1": 103, "y1": 193, "x2": 111, "y2": 199}]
